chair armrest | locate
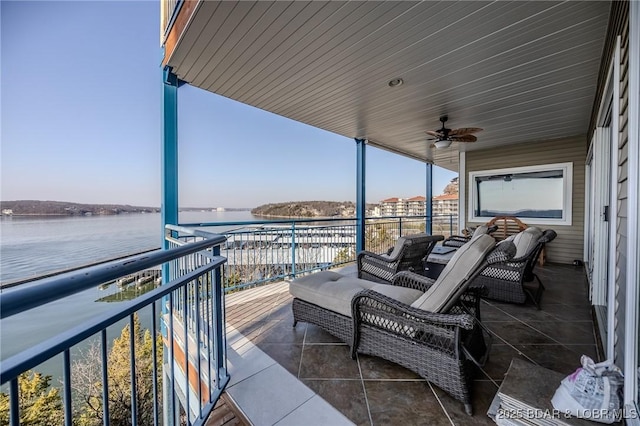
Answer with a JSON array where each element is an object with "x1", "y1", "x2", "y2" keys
[
  {"x1": 445, "y1": 235, "x2": 468, "y2": 242},
  {"x1": 442, "y1": 239, "x2": 467, "y2": 248},
  {"x1": 357, "y1": 249, "x2": 392, "y2": 263},
  {"x1": 352, "y1": 289, "x2": 475, "y2": 330},
  {"x1": 479, "y1": 261, "x2": 526, "y2": 282},
  {"x1": 357, "y1": 250, "x2": 397, "y2": 276},
  {"x1": 391, "y1": 271, "x2": 435, "y2": 293}
]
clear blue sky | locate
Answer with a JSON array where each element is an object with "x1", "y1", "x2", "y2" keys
[{"x1": 1, "y1": 1, "x2": 457, "y2": 208}]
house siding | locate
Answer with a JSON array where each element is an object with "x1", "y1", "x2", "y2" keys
[
  {"x1": 613, "y1": 2, "x2": 629, "y2": 368},
  {"x1": 464, "y1": 136, "x2": 586, "y2": 265}
]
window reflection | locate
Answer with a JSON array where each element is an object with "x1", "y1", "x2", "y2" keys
[{"x1": 474, "y1": 170, "x2": 564, "y2": 219}]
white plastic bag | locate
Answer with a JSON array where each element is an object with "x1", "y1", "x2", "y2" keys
[{"x1": 551, "y1": 355, "x2": 623, "y2": 424}]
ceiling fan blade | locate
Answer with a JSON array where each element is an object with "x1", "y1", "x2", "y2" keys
[
  {"x1": 450, "y1": 134, "x2": 477, "y2": 142},
  {"x1": 425, "y1": 130, "x2": 444, "y2": 137},
  {"x1": 449, "y1": 127, "x2": 483, "y2": 136}
]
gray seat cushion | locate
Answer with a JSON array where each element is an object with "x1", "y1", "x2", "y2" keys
[{"x1": 289, "y1": 270, "x2": 423, "y2": 317}]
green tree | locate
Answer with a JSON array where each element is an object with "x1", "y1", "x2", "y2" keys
[
  {"x1": 333, "y1": 247, "x2": 354, "y2": 264},
  {"x1": 0, "y1": 370, "x2": 64, "y2": 426},
  {"x1": 72, "y1": 314, "x2": 162, "y2": 426},
  {"x1": 365, "y1": 224, "x2": 394, "y2": 253},
  {"x1": 224, "y1": 270, "x2": 242, "y2": 289}
]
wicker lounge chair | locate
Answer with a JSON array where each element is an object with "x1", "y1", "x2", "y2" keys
[
  {"x1": 442, "y1": 224, "x2": 498, "y2": 248},
  {"x1": 357, "y1": 233, "x2": 443, "y2": 283},
  {"x1": 471, "y1": 228, "x2": 557, "y2": 308},
  {"x1": 290, "y1": 235, "x2": 516, "y2": 415}
]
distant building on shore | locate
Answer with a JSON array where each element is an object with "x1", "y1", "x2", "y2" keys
[
  {"x1": 432, "y1": 193, "x2": 459, "y2": 217},
  {"x1": 372, "y1": 193, "x2": 458, "y2": 218}
]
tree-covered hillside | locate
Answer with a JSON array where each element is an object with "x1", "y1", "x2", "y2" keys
[
  {"x1": 252, "y1": 201, "x2": 357, "y2": 218},
  {"x1": 0, "y1": 200, "x2": 158, "y2": 216}
]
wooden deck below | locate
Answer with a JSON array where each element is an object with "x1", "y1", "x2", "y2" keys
[{"x1": 205, "y1": 393, "x2": 250, "y2": 426}]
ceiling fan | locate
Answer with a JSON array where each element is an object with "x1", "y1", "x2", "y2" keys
[{"x1": 426, "y1": 116, "x2": 483, "y2": 149}]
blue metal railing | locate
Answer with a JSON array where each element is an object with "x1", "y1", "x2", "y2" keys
[
  {"x1": 0, "y1": 215, "x2": 458, "y2": 423},
  {"x1": 178, "y1": 215, "x2": 458, "y2": 292},
  {"x1": 0, "y1": 227, "x2": 228, "y2": 426}
]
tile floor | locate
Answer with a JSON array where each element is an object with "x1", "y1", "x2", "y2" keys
[{"x1": 223, "y1": 263, "x2": 599, "y2": 426}]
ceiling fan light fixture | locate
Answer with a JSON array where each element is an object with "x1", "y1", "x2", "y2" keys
[{"x1": 434, "y1": 139, "x2": 452, "y2": 149}]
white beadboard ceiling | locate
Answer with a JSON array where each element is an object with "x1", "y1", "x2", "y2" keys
[{"x1": 164, "y1": 0, "x2": 611, "y2": 172}]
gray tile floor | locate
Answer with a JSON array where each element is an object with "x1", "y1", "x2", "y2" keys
[{"x1": 225, "y1": 263, "x2": 598, "y2": 426}]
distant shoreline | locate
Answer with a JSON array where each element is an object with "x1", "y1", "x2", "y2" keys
[{"x1": 0, "y1": 200, "x2": 255, "y2": 217}]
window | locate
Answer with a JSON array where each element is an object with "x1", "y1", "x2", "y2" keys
[{"x1": 468, "y1": 162, "x2": 573, "y2": 225}]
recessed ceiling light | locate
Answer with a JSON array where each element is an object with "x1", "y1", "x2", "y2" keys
[{"x1": 388, "y1": 78, "x2": 403, "y2": 87}]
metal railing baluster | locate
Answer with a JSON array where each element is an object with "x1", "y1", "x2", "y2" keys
[
  {"x1": 183, "y1": 283, "x2": 190, "y2": 424},
  {"x1": 290, "y1": 222, "x2": 296, "y2": 278},
  {"x1": 63, "y1": 350, "x2": 72, "y2": 426},
  {"x1": 195, "y1": 275, "x2": 202, "y2": 421},
  {"x1": 151, "y1": 302, "x2": 159, "y2": 426},
  {"x1": 9, "y1": 378, "x2": 18, "y2": 426},
  {"x1": 169, "y1": 292, "x2": 177, "y2": 425},
  {"x1": 129, "y1": 315, "x2": 138, "y2": 426},
  {"x1": 101, "y1": 329, "x2": 109, "y2": 426}
]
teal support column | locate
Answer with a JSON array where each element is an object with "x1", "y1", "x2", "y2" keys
[
  {"x1": 162, "y1": 67, "x2": 180, "y2": 250},
  {"x1": 356, "y1": 139, "x2": 366, "y2": 253},
  {"x1": 161, "y1": 65, "x2": 180, "y2": 426},
  {"x1": 425, "y1": 162, "x2": 433, "y2": 235},
  {"x1": 161, "y1": 66, "x2": 186, "y2": 426}
]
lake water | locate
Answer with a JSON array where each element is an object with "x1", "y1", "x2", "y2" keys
[
  {"x1": 0, "y1": 210, "x2": 261, "y2": 373},
  {"x1": 0, "y1": 210, "x2": 261, "y2": 283}
]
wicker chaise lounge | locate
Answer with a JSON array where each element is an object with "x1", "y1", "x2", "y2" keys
[
  {"x1": 357, "y1": 233, "x2": 443, "y2": 283},
  {"x1": 290, "y1": 234, "x2": 516, "y2": 415}
]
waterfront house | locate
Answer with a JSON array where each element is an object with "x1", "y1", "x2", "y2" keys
[{"x1": 2, "y1": 1, "x2": 638, "y2": 425}]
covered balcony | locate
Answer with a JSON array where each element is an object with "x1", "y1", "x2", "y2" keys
[
  {"x1": 158, "y1": 0, "x2": 638, "y2": 422},
  {"x1": 1, "y1": 1, "x2": 638, "y2": 425}
]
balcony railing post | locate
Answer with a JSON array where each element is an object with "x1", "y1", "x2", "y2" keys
[
  {"x1": 355, "y1": 138, "x2": 366, "y2": 253},
  {"x1": 399, "y1": 217, "x2": 403, "y2": 237},
  {"x1": 425, "y1": 162, "x2": 433, "y2": 235},
  {"x1": 449, "y1": 214, "x2": 454, "y2": 237},
  {"x1": 213, "y1": 244, "x2": 226, "y2": 392},
  {"x1": 291, "y1": 222, "x2": 296, "y2": 278}
]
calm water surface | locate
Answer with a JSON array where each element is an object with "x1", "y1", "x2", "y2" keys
[{"x1": 0, "y1": 210, "x2": 259, "y2": 371}]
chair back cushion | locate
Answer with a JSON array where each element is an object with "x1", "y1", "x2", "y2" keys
[
  {"x1": 512, "y1": 227, "x2": 543, "y2": 258},
  {"x1": 472, "y1": 225, "x2": 488, "y2": 238},
  {"x1": 410, "y1": 234, "x2": 495, "y2": 313},
  {"x1": 386, "y1": 236, "x2": 408, "y2": 259}
]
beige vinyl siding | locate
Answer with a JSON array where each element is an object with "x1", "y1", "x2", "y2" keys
[
  {"x1": 464, "y1": 136, "x2": 586, "y2": 265},
  {"x1": 614, "y1": 5, "x2": 629, "y2": 368}
]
